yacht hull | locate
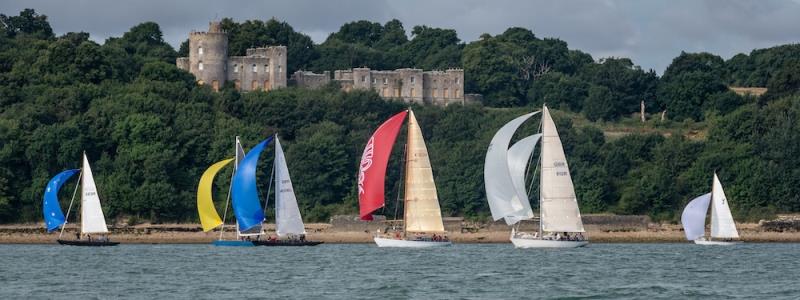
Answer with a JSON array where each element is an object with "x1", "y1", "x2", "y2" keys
[
  {"x1": 510, "y1": 238, "x2": 588, "y2": 248},
  {"x1": 374, "y1": 237, "x2": 452, "y2": 248},
  {"x1": 694, "y1": 240, "x2": 742, "y2": 245}
]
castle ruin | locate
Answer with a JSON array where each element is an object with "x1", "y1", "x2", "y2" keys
[
  {"x1": 292, "y1": 68, "x2": 468, "y2": 106},
  {"x1": 176, "y1": 22, "x2": 287, "y2": 92}
]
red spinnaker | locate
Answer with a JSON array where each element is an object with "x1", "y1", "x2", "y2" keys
[{"x1": 358, "y1": 110, "x2": 408, "y2": 220}]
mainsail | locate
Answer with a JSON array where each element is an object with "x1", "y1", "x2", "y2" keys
[
  {"x1": 274, "y1": 136, "x2": 306, "y2": 236},
  {"x1": 540, "y1": 106, "x2": 585, "y2": 233},
  {"x1": 43, "y1": 169, "x2": 80, "y2": 232},
  {"x1": 506, "y1": 133, "x2": 542, "y2": 224},
  {"x1": 358, "y1": 110, "x2": 408, "y2": 220},
  {"x1": 681, "y1": 193, "x2": 712, "y2": 241},
  {"x1": 197, "y1": 158, "x2": 233, "y2": 232},
  {"x1": 403, "y1": 110, "x2": 445, "y2": 233},
  {"x1": 231, "y1": 137, "x2": 272, "y2": 232},
  {"x1": 80, "y1": 154, "x2": 109, "y2": 234},
  {"x1": 710, "y1": 173, "x2": 739, "y2": 238},
  {"x1": 484, "y1": 111, "x2": 539, "y2": 225}
]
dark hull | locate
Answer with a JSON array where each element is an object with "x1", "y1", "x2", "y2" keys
[
  {"x1": 252, "y1": 240, "x2": 323, "y2": 246},
  {"x1": 57, "y1": 239, "x2": 120, "y2": 246}
]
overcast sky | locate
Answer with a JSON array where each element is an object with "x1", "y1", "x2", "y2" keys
[{"x1": 2, "y1": 0, "x2": 800, "y2": 73}]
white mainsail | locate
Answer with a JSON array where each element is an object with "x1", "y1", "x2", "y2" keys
[
  {"x1": 540, "y1": 106, "x2": 585, "y2": 233},
  {"x1": 710, "y1": 173, "x2": 739, "y2": 238},
  {"x1": 485, "y1": 112, "x2": 539, "y2": 225},
  {"x1": 681, "y1": 193, "x2": 712, "y2": 241},
  {"x1": 404, "y1": 110, "x2": 445, "y2": 233},
  {"x1": 80, "y1": 154, "x2": 109, "y2": 234},
  {"x1": 505, "y1": 133, "x2": 542, "y2": 224},
  {"x1": 274, "y1": 136, "x2": 306, "y2": 236}
]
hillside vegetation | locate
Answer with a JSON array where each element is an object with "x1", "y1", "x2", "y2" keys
[{"x1": 1, "y1": 9, "x2": 800, "y2": 224}]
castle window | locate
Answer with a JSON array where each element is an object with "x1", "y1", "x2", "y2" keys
[
  {"x1": 198, "y1": 62, "x2": 204, "y2": 71},
  {"x1": 264, "y1": 65, "x2": 269, "y2": 73},
  {"x1": 410, "y1": 77, "x2": 415, "y2": 84},
  {"x1": 411, "y1": 88, "x2": 416, "y2": 97},
  {"x1": 278, "y1": 65, "x2": 282, "y2": 73},
  {"x1": 383, "y1": 78, "x2": 388, "y2": 85},
  {"x1": 212, "y1": 80, "x2": 219, "y2": 92},
  {"x1": 234, "y1": 64, "x2": 238, "y2": 73},
  {"x1": 444, "y1": 88, "x2": 449, "y2": 98},
  {"x1": 434, "y1": 79, "x2": 438, "y2": 84},
  {"x1": 455, "y1": 78, "x2": 460, "y2": 84},
  {"x1": 252, "y1": 80, "x2": 258, "y2": 90},
  {"x1": 264, "y1": 80, "x2": 270, "y2": 91},
  {"x1": 371, "y1": 78, "x2": 376, "y2": 84},
  {"x1": 198, "y1": 47, "x2": 203, "y2": 55},
  {"x1": 455, "y1": 89, "x2": 460, "y2": 98},
  {"x1": 252, "y1": 64, "x2": 257, "y2": 72}
]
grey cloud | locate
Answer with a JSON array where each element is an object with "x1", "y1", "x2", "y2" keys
[{"x1": 1, "y1": 0, "x2": 799, "y2": 74}]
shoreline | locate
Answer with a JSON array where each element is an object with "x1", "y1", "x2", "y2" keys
[{"x1": 1, "y1": 223, "x2": 799, "y2": 244}]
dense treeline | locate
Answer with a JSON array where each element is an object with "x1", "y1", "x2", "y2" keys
[{"x1": 1, "y1": 9, "x2": 800, "y2": 225}]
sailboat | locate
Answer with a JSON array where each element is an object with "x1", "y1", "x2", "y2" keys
[
  {"x1": 681, "y1": 173, "x2": 742, "y2": 245},
  {"x1": 485, "y1": 105, "x2": 588, "y2": 248},
  {"x1": 43, "y1": 152, "x2": 118, "y2": 246},
  {"x1": 358, "y1": 109, "x2": 451, "y2": 247},
  {"x1": 252, "y1": 135, "x2": 322, "y2": 246},
  {"x1": 197, "y1": 136, "x2": 255, "y2": 246}
]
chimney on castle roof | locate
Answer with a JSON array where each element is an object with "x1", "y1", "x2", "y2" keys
[{"x1": 208, "y1": 21, "x2": 222, "y2": 33}]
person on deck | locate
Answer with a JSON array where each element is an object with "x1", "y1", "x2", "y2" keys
[{"x1": 75, "y1": 232, "x2": 80, "y2": 240}]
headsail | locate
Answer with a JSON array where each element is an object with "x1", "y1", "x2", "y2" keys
[
  {"x1": 484, "y1": 112, "x2": 540, "y2": 225},
  {"x1": 197, "y1": 158, "x2": 233, "y2": 232},
  {"x1": 540, "y1": 106, "x2": 585, "y2": 233},
  {"x1": 43, "y1": 169, "x2": 80, "y2": 232},
  {"x1": 274, "y1": 136, "x2": 306, "y2": 236},
  {"x1": 505, "y1": 133, "x2": 542, "y2": 224},
  {"x1": 681, "y1": 193, "x2": 712, "y2": 241},
  {"x1": 710, "y1": 173, "x2": 739, "y2": 238},
  {"x1": 231, "y1": 137, "x2": 272, "y2": 232},
  {"x1": 81, "y1": 154, "x2": 109, "y2": 234},
  {"x1": 358, "y1": 110, "x2": 408, "y2": 220},
  {"x1": 404, "y1": 110, "x2": 445, "y2": 233}
]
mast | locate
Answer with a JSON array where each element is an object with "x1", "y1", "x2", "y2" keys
[
  {"x1": 707, "y1": 172, "x2": 713, "y2": 240},
  {"x1": 538, "y1": 106, "x2": 544, "y2": 239},
  {"x1": 403, "y1": 116, "x2": 411, "y2": 236}
]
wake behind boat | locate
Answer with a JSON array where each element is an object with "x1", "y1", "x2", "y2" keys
[
  {"x1": 358, "y1": 110, "x2": 451, "y2": 248},
  {"x1": 44, "y1": 152, "x2": 118, "y2": 246},
  {"x1": 485, "y1": 105, "x2": 588, "y2": 248},
  {"x1": 681, "y1": 173, "x2": 742, "y2": 245}
]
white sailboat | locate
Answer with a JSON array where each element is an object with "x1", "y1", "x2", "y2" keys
[
  {"x1": 56, "y1": 153, "x2": 117, "y2": 246},
  {"x1": 485, "y1": 105, "x2": 588, "y2": 248},
  {"x1": 681, "y1": 173, "x2": 742, "y2": 245},
  {"x1": 359, "y1": 110, "x2": 450, "y2": 248}
]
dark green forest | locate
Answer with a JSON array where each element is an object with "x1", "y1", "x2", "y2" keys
[{"x1": 1, "y1": 9, "x2": 799, "y2": 224}]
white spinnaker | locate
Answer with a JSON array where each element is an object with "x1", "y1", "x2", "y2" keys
[
  {"x1": 681, "y1": 193, "x2": 712, "y2": 241},
  {"x1": 710, "y1": 173, "x2": 739, "y2": 238},
  {"x1": 81, "y1": 154, "x2": 109, "y2": 234},
  {"x1": 274, "y1": 137, "x2": 306, "y2": 236},
  {"x1": 504, "y1": 134, "x2": 542, "y2": 224},
  {"x1": 540, "y1": 106, "x2": 585, "y2": 233},
  {"x1": 484, "y1": 111, "x2": 539, "y2": 225}
]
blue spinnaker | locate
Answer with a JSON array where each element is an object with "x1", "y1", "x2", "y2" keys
[
  {"x1": 232, "y1": 137, "x2": 273, "y2": 232},
  {"x1": 43, "y1": 169, "x2": 80, "y2": 232}
]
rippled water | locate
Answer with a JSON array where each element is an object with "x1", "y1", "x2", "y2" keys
[{"x1": 1, "y1": 243, "x2": 798, "y2": 299}]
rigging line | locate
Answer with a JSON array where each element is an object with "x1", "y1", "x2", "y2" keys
[
  {"x1": 60, "y1": 171, "x2": 82, "y2": 239},
  {"x1": 219, "y1": 166, "x2": 235, "y2": 241},
  {"x1": 393, "y1": 143, "x2": 408, "y2": 224},
  {"x1": 263, "y1": 154, "x2": 276, "y2": 218}
]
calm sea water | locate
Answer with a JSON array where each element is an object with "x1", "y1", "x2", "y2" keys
[{"x1": 1, "y1": 243, "x2": 798, "y2": 299}]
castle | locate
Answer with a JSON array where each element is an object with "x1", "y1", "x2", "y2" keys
[
  {"x1": 292, "y1": 68, "x2": 468, "y2": 106},
  {"x1": 177, "y1": 21, "x2": 470, "y2": 106},
  {"x1": 176, "y1": 22, "x2": 287, "y2": 92}
]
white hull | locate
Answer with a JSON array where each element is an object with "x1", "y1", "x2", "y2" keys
[
  {"x1": 374, "y1": 237, "x2": 452, "y2": 248},
  {"x1": 511, "y1": 237, "x2": 588, "y2": 248},
  {"x1": 694, "y1": 240, "x2": 743, "y2": 246}
]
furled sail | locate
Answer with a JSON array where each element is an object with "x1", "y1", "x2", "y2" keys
[
  {"x1": 274, "y1": 136, "x2": 306, "y2": 236},
  {"x1": 710, "y1": 173, "x2": 739, "y2": 238},
  {"x1": 197, "y1": 158, "x2": 233, "y2": 232},
  {"x1": 358, "y1": 110, "x2": 408, "y2": 220},
  {"x1": 81, "y1": 154, "x2": 109, "y2": 234},
  {"x1": 540, "y1": 106, "x2": 585, "y2": 233},
  {"x1": 232, "y1": 137, "x2": 272, "y2": 232},
  {"x1": 43, "y1": 169, "x2": 80, "y2": 232},
  {"x1": 505, "y1": 133, "x2": 542, "y2": 224},
  {"x1": 681, "y1": 193, "x2": 712, "y2": 241},
  {"x1": 484, "y1": 112, "x2": 539, "y2": 225},
  {"x1": 404, "y1": 110, "x2": 445, "y2": 233}
]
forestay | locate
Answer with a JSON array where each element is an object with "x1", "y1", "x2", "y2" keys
[
  {"x1": 540, "y1": 106, "x2": 585, "y2": 233},
  {"x1": 711, "y1": 174, "x2": 739, "y2": 238},
  {"x1": 681, "y1": 193, "x2": 712, "y2": 241},
  {"x1": 43, "y1": 169, "x2": 80, "y2": 232},
  {"x1": 81, "y1": 154, "x2": 109, "y2": 234},
  {"x1": 274, "y1": 136, "x2": 306, "y2": 236},
  {"x1": 484, "y1": 112, "x2": 539, "y2": 225},
  {"x1": 404, "y1": 110, "x2": 445, "y2": 233}
]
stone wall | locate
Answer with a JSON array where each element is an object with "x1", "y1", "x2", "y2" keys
[{"x1": 291, "y1": 71, "x2": 331, "y2": 89}]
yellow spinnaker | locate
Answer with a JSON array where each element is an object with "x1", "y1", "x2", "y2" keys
[{"x1": 197, "y1": 158, "x2": 234, "y2": 232}]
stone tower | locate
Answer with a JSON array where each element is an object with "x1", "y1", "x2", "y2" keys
[{"x1": 187, "y1": 22, "x2": 228, "y2": 91}]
